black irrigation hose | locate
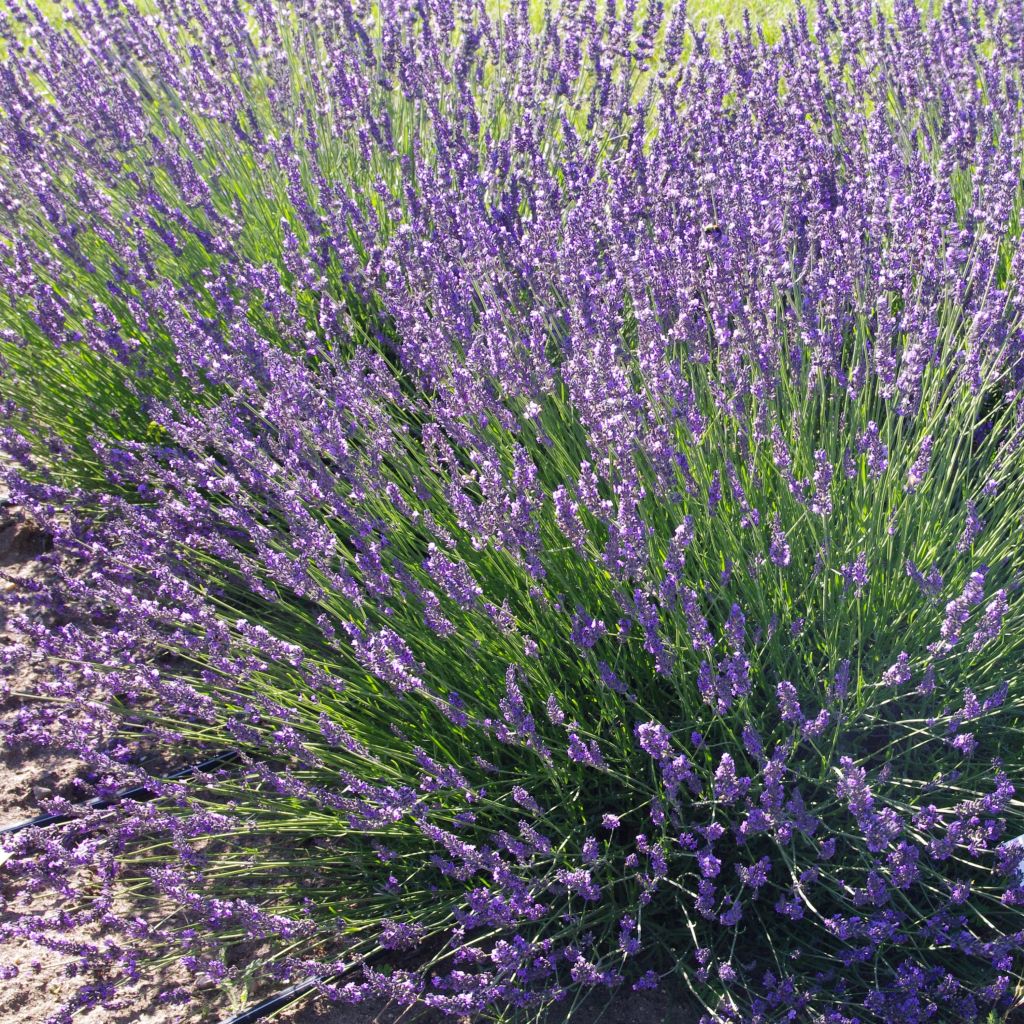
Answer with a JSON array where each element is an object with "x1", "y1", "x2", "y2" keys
[
  {"x1": 3, "y1": 748, "x2": 328, "y2": 1024},
  {"x1": 0, "y1": 749, "x2": 239, "y2": 835},
  {"x1": 216, "y1": 977, "x2": 320, "y2": 1024},
  {"x1": 214, "y1": 944, "x2": 433, "y2": 1023}
]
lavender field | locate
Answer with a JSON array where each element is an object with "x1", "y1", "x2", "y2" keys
[{"x1": 1, "y1": 1, "x2": 1024, "y2": 1022}]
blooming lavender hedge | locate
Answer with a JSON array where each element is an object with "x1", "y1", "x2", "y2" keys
[{"x1": 2, "y1": 1, "x2": 1024, "y2": 1021}]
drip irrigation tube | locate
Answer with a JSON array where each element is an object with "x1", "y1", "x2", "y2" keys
[
  {"x1": 214, "y1": 947, "x2": 428, "y2": 1023},
  {"x1": 4, "y1": 750, "x2": 327, "y2": 1024},
  {"x1": 0, "y1": 749, "x2": 239, "y2": 835},
  {"x1": 216, "y1": 978, "x2": 319, "y2": 1024}
]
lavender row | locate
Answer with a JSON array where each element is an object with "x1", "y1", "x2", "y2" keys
[{"x1": 1, "y1": 1, "x2": 1024, "y2": 1022}]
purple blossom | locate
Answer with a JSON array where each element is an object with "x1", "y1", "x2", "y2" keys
[
  {"x1": 968, "y1": 590, "x2": 1008, "y2": 652},
  {"x1": 635, "y1": 721, "x2": 673, "y2": 762},
  {"x1": 662, "y1": 754, "x2": 700, "y2": 799},
  {"x1": 829, "y1": 660, "x2": 852, "y2": 702},
  {"x1": 632, "y1": 970, "x2": 659, "y2": 992},
  {"x1": 512, "y1": 786, "x2": 541, "y2": 814},
  {"x1": 546, "y1": 695, "x2": 565, "y2": 725},
  {"x1": 380, "y1": 919, "x2": 425, "y2": 950},
  {"x1": 713, "y1": 752, "x2": 751, "y2": 804},
  {"x1": 776, "y1": 680, "x2": 804, "y2": 725},
  {"x1": 950, "y1": 733, "x2": 978, "y2": 758},
  {"x1": 957, "y1": 501, "x2": 985, "y2": 554},
  {"x1": 554, "y1": 869, "x2": 601, "y2": 903},
  {"x1": 856, "y1": 422, "x2": 889, "y2": 479},
  {"x1": 836, "y1": 757, "x2": 874, "y2": 818},
  {"x1": 839, "y1": 551, "x2": 869, "y2": 598},
  {"x1": 802, "y1": 709, "x2": 832, "y2": 740},
  {"x1": 906, "y1": 435, "x2": 934, "y2": 492},
  {"x1": 570, "y1": 609, "x2": 607, "y2": 651},
  {"x1": 769, "y1": 514, "x2": 791, "y2": 567},
  {"x1": 810, "y1": 451, "x2": 834, "y2": 517},
  {"x1": 618, "y1": 915, "x2": 640, "y2": 956},
  {"x1": 567, "y1": 733, "x2": 604, "y2": 768},
  {"x1": 680, "y1": 588, "x2": 714, "y2": 651},
  {"x1": 906, "y1": 559, "x2": 944, "y2": 600},
  {"x1": 881, "y1": 652, "x2": 911, "y2": 688},
  {"x1": 737, "y1": 856, "x2": 772, "y2": 891},
  {"x1": 742, "y1": 724, "x2": 764, "y2": 762},
  {"x1": 932, "y1": 569, "x2": 989, "y2": 654},
  {"x1": 698, "y1": 849, "x2": 722, "y2": 879}
]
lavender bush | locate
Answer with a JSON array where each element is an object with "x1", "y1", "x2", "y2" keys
[{"x1": 2, "y1": 1, "x2": 1024, "y2": 1021}]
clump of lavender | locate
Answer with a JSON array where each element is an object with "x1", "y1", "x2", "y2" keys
[{"x1": 2, "y1": 1, "x2": 1024, "y2": 1022}]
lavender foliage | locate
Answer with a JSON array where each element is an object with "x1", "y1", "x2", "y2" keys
[{"x1": 1, "y1": 1, "x2": 1024, "y2": 1022}]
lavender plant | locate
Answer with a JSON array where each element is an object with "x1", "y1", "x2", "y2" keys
[{"x1": 2, "y1": 1, "x2": 1024, "y2": 1022}]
